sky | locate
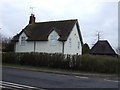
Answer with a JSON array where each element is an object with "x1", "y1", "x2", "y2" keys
[{"x1": 0, "y1": 0, "x2": 119, "y2": 50}]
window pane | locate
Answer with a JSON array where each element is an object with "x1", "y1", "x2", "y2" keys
[
  {"x1": 21, "y1": 37, "x2": 26, "y2": 45},
  {"x1": 50, "y1": 35, "x2": 57, "y2": 45}
]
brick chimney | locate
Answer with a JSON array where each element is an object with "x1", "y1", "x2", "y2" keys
[{"x1": 29, "y1": 14, "x2": 35, "y2": 24}]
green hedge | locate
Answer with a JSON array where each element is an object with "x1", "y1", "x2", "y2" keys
[{"x1": 2, "y1": 52, "x2": 120, "y2": 73}]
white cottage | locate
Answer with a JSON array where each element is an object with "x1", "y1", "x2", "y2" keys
[{"x1": 12, "y1": 14, "x2": 83, "y2": 55}]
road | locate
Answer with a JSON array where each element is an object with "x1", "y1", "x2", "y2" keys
[{"x1": 2, "y1": 66, "x2": 119, "y2": 89}]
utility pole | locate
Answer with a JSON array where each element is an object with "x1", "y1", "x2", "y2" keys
[
  {"x1": 97, "y1": 32, "x2": 100, "y2": 41},
  {"x1": 96, "y1": 31, "x2": 101, "y2": 41}
]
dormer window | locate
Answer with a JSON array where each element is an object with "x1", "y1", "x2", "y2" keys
[
  {"x1": 21, "y1": 36, "x2": 26, "y2": 45},
  {"x1": 50, "y1": 35, "x2": 57, "y2": 45}
]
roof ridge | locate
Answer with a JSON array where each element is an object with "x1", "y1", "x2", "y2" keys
[
  {"x1": 35, "y1": 19, "x2": 77, "y2": 24},
  {"x1": 98, "y1": 40, "x2": 107, "y2": 42}
]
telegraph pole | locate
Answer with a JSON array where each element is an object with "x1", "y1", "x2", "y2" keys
[
  {"x1": 96, "y1": 31, "x2": 101, "y2": 41},
  {"x1": 97, "y1": 32, "x2": 100, "y2": 41}
]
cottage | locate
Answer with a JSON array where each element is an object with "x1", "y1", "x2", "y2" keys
[
  {"x1": 90, "y1": 40, "x2": 117, "y2": 56},
  {"x1": 12, "y1": 14, "x2": 83, "y2": 55}
]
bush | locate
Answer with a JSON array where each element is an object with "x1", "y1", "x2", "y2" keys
[
  {"x1": 2, "y1": 52, "x2": 119, "y2": 74},
  {"x1": 2, "y1": 52, "x2": 17, "y2": 64}
]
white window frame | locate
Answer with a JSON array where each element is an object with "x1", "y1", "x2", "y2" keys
[{"x1": 21, "y1": 36, "x2": 26, "y2": 45}]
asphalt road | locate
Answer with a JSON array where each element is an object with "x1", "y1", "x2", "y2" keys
[{"x1": 2, "y1": 66, "x2": 119, "y2": 89}]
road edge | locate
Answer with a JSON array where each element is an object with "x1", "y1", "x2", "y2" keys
[{"x1": 2, "y1": 65, "x2": 118, "y2": 78}]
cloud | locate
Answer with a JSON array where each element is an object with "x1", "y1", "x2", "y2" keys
[{"x1": 0, "y1": 0, "x2": 118, "y2": 50}]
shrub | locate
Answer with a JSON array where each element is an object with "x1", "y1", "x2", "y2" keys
[
  {"x1": 2, "y1": 52, "x2": 17, "y2": 64},
  {"x1": 2, "y1": 52, "x2": 119, "y2": 74}
]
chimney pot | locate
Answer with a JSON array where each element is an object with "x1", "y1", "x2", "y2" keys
[{"x1": 29, "y1": 14, "x2": 35, "y2": 24}]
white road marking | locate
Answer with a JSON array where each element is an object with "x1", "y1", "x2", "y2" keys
[
  {"x1": 104, "y1": 79, "x2": 120, "y2": 83},
  {"x1": 75, "y1": 76, "x2": 88, "y2": 79},
  {"x1": 3, "y1": 81, "x2": 36, "y2": 88},
  {"x1": 0, "y1": 81, "x2": 39, "y2": 89},
  {"x1": 1, "y1": 83, "x2": 23, "y2": 88},
  {"x1": 0, "y1": 85, "x2": 6, "y2": 88}
]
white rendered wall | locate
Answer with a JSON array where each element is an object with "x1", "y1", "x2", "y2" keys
[
  {"x1": 64, "y1": 24, "x2": 82, "y2": 55},
  {"x1": 15, "y1": 32, "x2": 34, "y2": 52},
  {"x1": 15, "y1": 31, "x2": 63, "y2": 53},
  {"x1": 35, "y1": 30, "x2": 63, "y2": 53}
]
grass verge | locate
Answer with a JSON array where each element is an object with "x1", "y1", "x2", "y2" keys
[{"x1": 2, "y1": 63, "x2": 118, "y2": 75}]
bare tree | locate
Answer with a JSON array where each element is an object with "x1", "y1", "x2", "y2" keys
[
  {"x1": 0, "y1": 32, "x2": 14, "y2": 52},
  {"x1": 0, "y1": 33, "x2": 3, "y2": 43}
]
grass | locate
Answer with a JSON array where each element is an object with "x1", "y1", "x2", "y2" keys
[{"x1": 2, "y1": 63, "x2": 118, "y2": 75}]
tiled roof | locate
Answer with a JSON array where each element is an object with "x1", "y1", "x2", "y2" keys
[
  {"x1": 90, "y1": 40, "x2": 116, "y2": 55},
  {"x1": 12, "y1": 19, "x2": 83, "y2": 44}
]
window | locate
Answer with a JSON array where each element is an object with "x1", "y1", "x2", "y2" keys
[
  {"x1": 50, "y1": 35, "x2": 57, "y2": 45},
  {"x1": 78, "y1": 42, "x2": 80, "y2": 49},
  {"x1": 69, "y1": 38, "x2": 72, "y2": 47},
  {"x1": 21, "y1": 37, "x2": 26, "y2": 45}
]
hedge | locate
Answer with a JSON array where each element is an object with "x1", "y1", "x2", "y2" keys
[{"x1": 2, "y1": 52, "x2": 120, "y2": 73}]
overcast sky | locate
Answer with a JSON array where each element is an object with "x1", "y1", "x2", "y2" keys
[{"x1": 0, "y1": 0, "x2": 119, "y2": 50}]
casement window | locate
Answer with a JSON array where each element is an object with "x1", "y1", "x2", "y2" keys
[
  {"x1": 21, "y1": 36, "x2": 26, "y2": 45},
  {"x1": 50, "y1": 35, "x2": 57, "y2": 45},
  {"x1": 78, "y1": 42, "x2": 80, "y2": 49},
  {"x1": 69, "y1": 38, "x2": 72, "y2": 47}
]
